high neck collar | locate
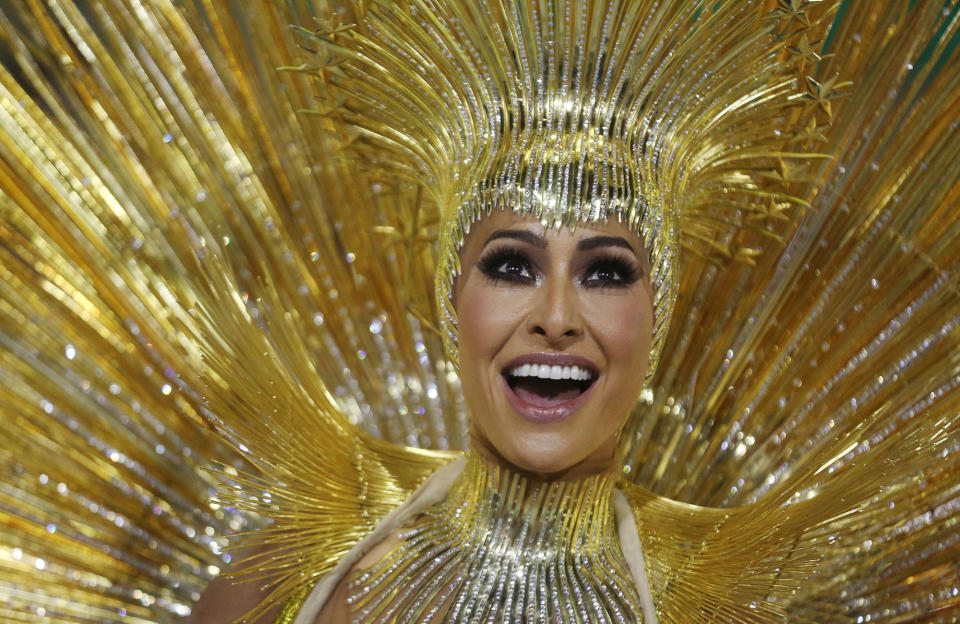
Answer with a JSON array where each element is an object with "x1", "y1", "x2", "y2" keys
[
  {"x1": 445, "y1": 448, "x2": 622, "y2": 551},
  {"x1": 348, "y1": 449, "x2": 645, "y2": 622}
]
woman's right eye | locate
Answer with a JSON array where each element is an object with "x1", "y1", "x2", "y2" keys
[{"x1": 478, "y1": 249, "x2": 536, "y2": 283}]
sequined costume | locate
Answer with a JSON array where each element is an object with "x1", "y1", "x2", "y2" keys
[
  {"x1": 288, "y1": 451, "x2": 657, "y2": 623},
  {"x1": 0, "y1": 1, "x2": 958, "y2": 623}
]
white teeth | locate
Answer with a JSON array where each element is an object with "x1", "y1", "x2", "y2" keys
[{"x1": 507, "y1": 363, "x2": 594, "y2": 381}]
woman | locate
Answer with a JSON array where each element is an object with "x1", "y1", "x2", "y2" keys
[
  {"x1": 193, "y1": 213, "x2": 659, "y2": 622},
  {"x1": 308, "y1": 214, "x2": 658, "y2": 622},
  {"x1": 1, "y1": 1, "x2": 958, "y2": 623}
]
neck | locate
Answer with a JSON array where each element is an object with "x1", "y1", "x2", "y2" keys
[
  {"x1": 447, "y1": 447, "x2": 621, "y2": 546},
  {"x1": 469, "y1": 431, "x2": 620, "y2": 481},
  {"x1": 348, "y1": 449, "x2": 644, "y2": 622}
]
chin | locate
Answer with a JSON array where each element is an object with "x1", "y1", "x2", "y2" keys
[{"x1": 496, "y1": 438, "x2": 593, "y2": 478}]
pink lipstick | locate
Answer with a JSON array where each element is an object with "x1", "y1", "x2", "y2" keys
[{"x1": 501, "y1": 353, "x2": 598, "y2": 423}]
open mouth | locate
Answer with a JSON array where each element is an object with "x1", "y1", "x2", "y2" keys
[{"x1": 503, "y1": 363, "x2": 597, "y2": 409}]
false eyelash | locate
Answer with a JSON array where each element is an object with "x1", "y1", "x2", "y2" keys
[
  {"x1": 477, "y1": 247, "x2": 642, "y2": 287},
  {"x1": 477, "y1": 246, "x2": 538, "y2": 284},
  {"x1": 580, "y1": 255, "x2": 642, "y2": 288}
]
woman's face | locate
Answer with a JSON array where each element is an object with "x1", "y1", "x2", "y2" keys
[{"x1": 455, "y1": 210, "x2": 654, "y2": 477}]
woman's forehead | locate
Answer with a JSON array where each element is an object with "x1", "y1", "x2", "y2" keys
[{"x1": 465, "y1": 210, "x2": 644, "y2": 247}]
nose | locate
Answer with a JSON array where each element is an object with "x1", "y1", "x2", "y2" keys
[{"x1": 527, "y1": 274, "x2": 582, "y2": 345}]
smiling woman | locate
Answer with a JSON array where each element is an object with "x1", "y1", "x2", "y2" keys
[
  {"x1": 456, "y1": 212, "x2": 654, "y2": 477},
  {"x1": 306, "y1": 212, "x2": 661, "y2": 622}
]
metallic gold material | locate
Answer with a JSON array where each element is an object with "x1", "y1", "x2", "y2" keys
[
  {"x1": 312, "y1": 1, "x2": 829, "y2": 370},
  {"x1": 0, "y1": 1, "x2": 957, "y2": 623},
  {"x1": 347, "y1": 451, "x2": 644, "y2": 623},
  {"x1": 273, "y1": 584, "x2": 314, "y2": 624}
]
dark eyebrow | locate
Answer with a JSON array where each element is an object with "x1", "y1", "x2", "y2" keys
[
  {"x1": 576, "y1": 235, "x2": 636, "y2": 255},
  {"x1": 484, "y1": 229, "x2": 547, "y2": 249}
]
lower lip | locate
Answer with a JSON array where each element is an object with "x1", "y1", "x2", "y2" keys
[{"x1": 500, "y1": 375, "x2": 596, "y2": 424}]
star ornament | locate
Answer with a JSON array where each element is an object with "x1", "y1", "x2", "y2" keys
[
  {"x1": 766, "y1": 0, "x2": 820, "y2": 29},
  {"x1": 796, "y1": 117, "x2": 831, "y2": 143},
  {"x1": 761, "y1": 196, "x2": 792, "y2": 221},
  {"x1": 757, "y1": 157, "x2": 792, "y2": 184},
  {"x1": 804, "y1": 75, "x2": 852, "y2": 119},
  {"x1": 787, "y1": 34, "x2": 824, "y2": 77}
]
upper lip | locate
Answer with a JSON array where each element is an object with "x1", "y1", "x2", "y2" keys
[{"x1": 501, "y1": 352, "x2": 599, "y2": 377}]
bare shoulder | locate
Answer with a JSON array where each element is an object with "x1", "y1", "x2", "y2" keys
[
  {"x1": 186, "y1": 544, "x2": 281, "y2": 623},
  {"x1": 190, "y1": 531, "x2": 406, "y2": 624},
  {"x1": 312, "y1": 529, "x2": 405, "y2": 624}
]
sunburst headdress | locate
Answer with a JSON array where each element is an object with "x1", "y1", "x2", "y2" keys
[{"x1": 312, "y1": 0, "x2": 822, "y2": 373}]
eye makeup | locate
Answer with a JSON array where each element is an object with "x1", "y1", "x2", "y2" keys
[
  {"x1": 477, "y1": 246, "x2": 538, "y2": 284},
  {"x1": 478, "y1": 245, "x2": 642, "y2": 289},
  {"x1": 579, "y1": 254, "x2": 642, "y2": 288}
]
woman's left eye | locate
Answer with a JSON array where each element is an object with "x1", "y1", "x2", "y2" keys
[{"x1": 580, "y1": 259, "x2": 639, "y2": 287}]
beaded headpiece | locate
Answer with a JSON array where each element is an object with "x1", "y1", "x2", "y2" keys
[{"x1": 320, "y1": 0, "x2": 818, "y2": 373}]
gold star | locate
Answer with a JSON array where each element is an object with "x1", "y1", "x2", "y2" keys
[
  {"x1": 759, "y1": 158, "x2": 792, "y2": 184},
  {"x1": 766, "y1": 0, "x2": 816, "y2": 29},
  {"x1": 786, "y1": 34, "x2": 823, "y2": 76},
  {"x1": 746, "y1": 195, "x2": 792, "y2": 223},
  {"x1": 309, "y1": 13, "x2": 358, "y2": 43},
  {"x1": 374, "y1": 190, "x2": 438, "y2": 258},
  {"x1": 804, "y1": 75, "x2": 851, "y2": 119},
  {"x1": 795, "y1": 117, "x2": 830, "y2": 143},
  {"x1": 763, "y1": 196, "x2": 792, "y2": 221}
]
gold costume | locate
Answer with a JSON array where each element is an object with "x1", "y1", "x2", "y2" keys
[
  {"x1": 344, "y1": 451, "x2": 647, "y2": 622},
  {"x1": 0, "y1": 1, "x2": 958, "y2": 623}
]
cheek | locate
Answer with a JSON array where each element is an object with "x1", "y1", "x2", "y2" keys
[
  {"x1": 586, "y1": 292, "x2": 653, "y2": 377},
  {"x1": 456, "y1": 276, "x2": 525, "y2": 372},
  {"x1": 456, "y1": 276, "x2": 530, "y2": 440}
]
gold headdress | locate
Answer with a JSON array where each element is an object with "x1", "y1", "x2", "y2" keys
[{"x1": 318, "y1": 1, "x2": 821, "y2": 370}]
